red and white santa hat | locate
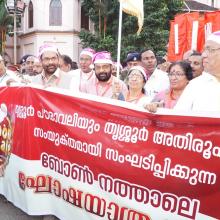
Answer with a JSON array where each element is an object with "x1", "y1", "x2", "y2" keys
[
  {"x1": 80, "y1": 48, "x2": 96, "y2": 58},
  {"x1": 38, "y1": 44, "x2": 59, "y2": 57},
  {"x1": 207, "y1": 31, "x2": 220, "y2": 45},
  {"x1": 93, "y1": 51, "x2": 113, "y2": 65}
]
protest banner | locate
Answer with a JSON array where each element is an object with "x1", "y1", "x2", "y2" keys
[{"x1": 0, "y1": 86, "x2": 220, "y2": 220}]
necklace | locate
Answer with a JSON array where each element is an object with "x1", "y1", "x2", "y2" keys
[{"x1": 95, "y1": 78, "x2": 112, "y2": 97}]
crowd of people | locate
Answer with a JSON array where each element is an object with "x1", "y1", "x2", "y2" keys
[{"x1": 0, "y1": 30, "x2": 220, "y2": 113}]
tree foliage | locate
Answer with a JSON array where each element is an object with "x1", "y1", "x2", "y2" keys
[
  {"x1": 0, "y1": 0, "x2": 14, "y2": 30},
  {"x1": 79, "y1": 0, "x2": 183, "y2": 61}
]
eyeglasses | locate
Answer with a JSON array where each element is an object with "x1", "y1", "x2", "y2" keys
[
  {"x1": 203, "y1": 47, "x2": 220, "y2": 54},
  {"x1": 128, "y1": 73, "x2": 143, "y2": 80},
  {"x1": 168, "y1": 72, "x2": 185, "y2": 78},
  {"x1": 42, "y1": 57, "x2": 58, "y2": 62},
  {"x1": 79, "y1": 57, "x2": 91, "y2": 62}
]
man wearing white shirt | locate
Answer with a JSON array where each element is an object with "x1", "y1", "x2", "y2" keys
[
  {"x1": 0, "y1": 55, "x2": 14, "y2": 86},
  {"x1": 141, "y1": 49, "x2": 170, "y2": 100},
  {"x1": 174, "y1": 31, "x2": 220, "y2": 112},
  {"x1": 30, "y1": 44, "x2": 79, "y2": 93},
  {"x1": 70, "y1": 48, "x2": 95, "y2": 93}
]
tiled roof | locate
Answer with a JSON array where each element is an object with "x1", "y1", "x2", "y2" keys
[{"x1": 183, "y1": 0, "x2": 218, "y2": 12}]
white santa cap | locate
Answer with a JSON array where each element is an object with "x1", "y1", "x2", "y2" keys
[
  {"x1": 80, "y1": 48, "x2": 96, "y2": 58},
  {"x1": 38, "y1": 44, "x2": 59, "y2": 58}
]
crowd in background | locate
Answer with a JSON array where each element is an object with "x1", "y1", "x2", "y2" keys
[{"x1": 0, "y1": 30, "x2": 220, "y2": 113}]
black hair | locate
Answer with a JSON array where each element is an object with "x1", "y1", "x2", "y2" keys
[
  {"x1": 140, "y1": 48, "x2": 155, "y2": 59},
  {"x1": 168, "y1": 61, "x2": 193, "y2": 80},
  {"x1": 72, "y1": 61, "x2": 78, "y2": 70},
  {"x1": 190, "y1": 51, "x2": 202, "y2": 57},
  {"x1": 60, "y1": 55, "x2": 74, "y2": 70}
]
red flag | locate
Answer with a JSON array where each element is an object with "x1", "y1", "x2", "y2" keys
[
  {"x1": 168, "y1": 14, "x2": 187, "y2": 61},
  {"x1": 204, "y1": 11, "x2": 220, "y2": 40},
  {"x1": 185, "y1": 12, "x2": 200, "y2": 51}
]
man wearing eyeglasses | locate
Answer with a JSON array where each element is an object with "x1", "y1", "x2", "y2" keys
[
  {"x1": 174, "y1": 31, "x2": 220, "y2": 112},
  {"x1": 70, "y1": 48, "x2": 96, "y2": 93},
  {"x1": 30, "y1": 44, "x2": 79, "y2": 93}
]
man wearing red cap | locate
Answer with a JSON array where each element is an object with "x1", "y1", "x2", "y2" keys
[
  {"x1": 85, "y1": 51, "x2": 128, "y2": 99},
  {"x1": 174, "y1": 31, "x2": 220, "y2": 112}
]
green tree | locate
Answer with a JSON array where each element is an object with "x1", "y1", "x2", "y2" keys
[
  {"x1": 79, "y1": 0, "x2": 183, "y2": 61},
  {"x1": 0, "y1": 0, "x2": 14, "y2": 53}
]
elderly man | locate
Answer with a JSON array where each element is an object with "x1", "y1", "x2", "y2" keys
[
  {"x1": 25, "y1": 55, "x2": 36, "y2": 76},
  {"x1": 33, "y1": 57, "x2": 43, "y2": 75},
  {"x1": 85, "y1": 51, "x2": 128, "y2": 99},
  {"x1": 0, "y1": 55, "x2": 15, "y2": 86},
  {"x1": 140, "y1": 49, "x2": 170, "y2": 100},
  {"x1": 71, "y1": 48, "x2": 95, "y2": 92},
  {"x1": 174, "y1": 31, "x2": 220, "y2": 112},
  {"x1": 30, "y1": 44, "x2": 79, "y2": 92},
  {"x1": 188, "y1": 51, "x2": 204, "y2": 78}
]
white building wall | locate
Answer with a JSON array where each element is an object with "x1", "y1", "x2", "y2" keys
[
  {"x1": 195, "y1": 0, "x2": 220, "y2": 8},
  {"x1": 6, "y1": 0, "x2": 86, "y2": 64}
]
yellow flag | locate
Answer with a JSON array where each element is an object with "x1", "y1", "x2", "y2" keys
[{"x1": 119, "y1": 0, "x2": 144, "y2": 34}]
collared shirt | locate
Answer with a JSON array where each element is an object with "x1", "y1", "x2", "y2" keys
[
  {"x1": 30, "y1": 68, "x2": 79, "y2": 92},
  {"x1": 144, "y1": 68, "x2": 170, "y2": 100},
  {"x1": 71, "y1": 68, "x2": 95, "y2": 92},
  {"x1": 85, "y1": 75, "x2": 128, "y2": 99},
  {"x1": 0, "y1": 70, "x2": 14, "y2": 86},
  {"x1": 174, "y1": 72, "x2": 220, "y2": 111}
]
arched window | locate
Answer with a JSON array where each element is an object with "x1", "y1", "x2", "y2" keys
[
  {"x1": 49, "y1": 0, "x2": 62, "y2": 26},
  {"x1": 28, "y1": 1, "x2": 33, "y2": 28}
]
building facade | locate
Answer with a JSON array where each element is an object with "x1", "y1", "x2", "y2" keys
[
  {"x1": 195, "y1": 0, "x2": 220, "y2": 8},
  {"x1": 5, "y1": 0, "x2": 93, "y2": 64}
]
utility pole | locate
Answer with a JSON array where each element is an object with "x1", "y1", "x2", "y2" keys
[
  {"x1": 13, "y1": 0, "x2": 17, "y2": 65},
  {"x1": 6, "y1": 0, "x2": 25, "y2": 65}
]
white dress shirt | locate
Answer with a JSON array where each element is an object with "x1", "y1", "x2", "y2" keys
[
  {"x1": 174, "y1": 72, "x2": 220, "y2": 111},
  {"x1": 144, "y1": 68, "x2": 170, "y2": 100}
]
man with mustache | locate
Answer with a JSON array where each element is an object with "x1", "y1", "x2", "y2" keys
[
  {"x1": 85, "y1": 51, "x2": 128, "y2": 99},
  {"x1": 30, "y1": 44, "x2": 79, "y2": 92},
  {"x1": 140, "y1": 49, "x2": 170, "y2": 100},
  {"x1": 188, "y1": 51, "x2": 204, "y2": 78}
]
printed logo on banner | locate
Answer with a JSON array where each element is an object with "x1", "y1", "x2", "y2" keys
[{"x1": 0, "y1": 103, "x2": 12, "y2": 177}]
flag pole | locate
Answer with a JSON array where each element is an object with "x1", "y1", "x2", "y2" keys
[{"x1": 116, "y1": 2, "x2": 123, "y2": 79}]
